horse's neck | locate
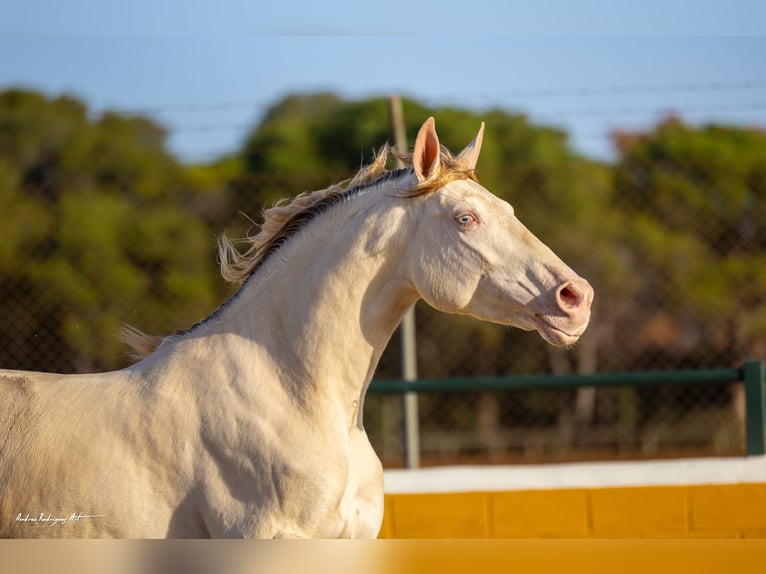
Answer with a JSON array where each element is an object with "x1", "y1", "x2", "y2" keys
[{"x1": 200, "y1": 190, "x2": 418, "y2": 423}]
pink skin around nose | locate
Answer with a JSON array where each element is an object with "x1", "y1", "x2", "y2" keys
[
  {"x1": 529, "y1": 275, "x2": 594, "y2": 347},
  {"x1": 555, "y1": 278, "x2": 594, "y2": 323}
]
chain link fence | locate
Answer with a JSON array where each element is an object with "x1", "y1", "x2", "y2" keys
[{"x1": 2, "y1": 92, "x2": 764, "y2": 467}]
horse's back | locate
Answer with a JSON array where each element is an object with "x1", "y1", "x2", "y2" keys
[
  {"x1": 0, "y1": 370, "x2": 53, "y2": 536},
  {"x1": 0, "y1": 370, "x2": 43, "y2": 457},
  {"x1": 0, "y1": 368, "x2": 165, "y2": 537}
]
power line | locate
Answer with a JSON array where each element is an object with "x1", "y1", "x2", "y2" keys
[
  {"x1": 167, "y1": 101, "x2": 766, "y2": 134},
  {"x1": 534, "y1": 101, "x2": 766, "y2": 121},
  {"x1": 448, "y1": 80, "x2": 766, "y2": 102},
  {"x1": 106, "y1": 80, "x2": 766, "y2": 116},
  {"x1": 114, "y1": 101, "x2": 268, "y2": 116}
]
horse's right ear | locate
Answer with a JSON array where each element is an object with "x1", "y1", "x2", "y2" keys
[{"x1": 413, "y1": 117, "x2": 441, "y2": 183}]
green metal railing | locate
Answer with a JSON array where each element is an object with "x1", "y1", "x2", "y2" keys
[{"x1": 368, "y1": 359, "x2": 766, "y2": 457}]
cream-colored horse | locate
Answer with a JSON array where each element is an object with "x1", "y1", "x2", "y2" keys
[{"x1": 0, "y1": 118, "x2": 593, "y2": 538}]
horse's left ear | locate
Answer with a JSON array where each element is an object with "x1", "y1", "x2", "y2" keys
[
  {"x1": 413, "y1": 117, "x2": 441, "y2": 183},
  {"x1": 457, "y1": 121, "x2": 485, "y2": 170}
]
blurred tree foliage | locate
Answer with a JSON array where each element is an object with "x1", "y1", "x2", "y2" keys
[
  {"x1": 2, "y1": 88, "x2": 765, "y2": 385},
  {"x1": 612, "y1": 118, "x2": 766, "y2": 366},
  {"x1": 0, "y1": 89, "x2": 227, "y2": 372}
]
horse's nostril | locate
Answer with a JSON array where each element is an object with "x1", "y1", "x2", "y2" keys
[
  {"x1": 557, "y1": 280, "x2": 594, "y2": 315},
  {"x1": 559, "y1": 284, "x2": 580, "y2": 308}
]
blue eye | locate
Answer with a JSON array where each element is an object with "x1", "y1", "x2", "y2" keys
[{"x1": 456, "y1": 213, "x2": 477, "y2": 226}]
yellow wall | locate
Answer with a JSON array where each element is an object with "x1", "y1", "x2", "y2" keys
[{"x1": 379, "y1": 483, "x2": 766, "y2": 538}]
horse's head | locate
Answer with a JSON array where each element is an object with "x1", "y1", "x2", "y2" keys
[{"x1": 406, "y1": 118, "x2": 593, "y2": 347}]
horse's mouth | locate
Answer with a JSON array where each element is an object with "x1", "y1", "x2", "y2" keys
[{"x1": 533, "y1": 315, "x2": 586, "y2": 347}]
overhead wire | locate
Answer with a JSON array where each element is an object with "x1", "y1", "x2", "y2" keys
[
  {"x1": 109, "y1": 80, "x2": 765, "y2": 162},
  {"x1": 109, "y1": 80, "x2": 766, "y2": 116}
]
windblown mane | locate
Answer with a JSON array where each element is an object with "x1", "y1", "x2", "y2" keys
[
  {"x1": 218, "y1": 144, "x2": 477, "y2": 285},
  {"x1": 123, "y1": 143, "x2": 477, "y2": 359}
]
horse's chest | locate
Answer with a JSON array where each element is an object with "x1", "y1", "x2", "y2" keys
[
  {"x1": 335, "y1": 428, "x2": 384, "y2": 538},
  {"x1": 277, "y1": 428, "x2": 384, "y2": 538},
  {"x1": 283, "y1": 429, "x2": 383, "y2": 538}
]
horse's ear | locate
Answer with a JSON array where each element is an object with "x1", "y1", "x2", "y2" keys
[
  {"x1": 457, "y1": 121, "x2": 485, "y2": 170},
  {"x1": 413, "y1": 117, "x2": 441, "y2": 183}
]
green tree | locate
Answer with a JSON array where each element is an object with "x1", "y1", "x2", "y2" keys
[
  {"x1": 613, "y1": 118, "x2": 766, "y2": 366},
  {"x1": 0, "y1": 89, "x2": 226, "y2": 372}
]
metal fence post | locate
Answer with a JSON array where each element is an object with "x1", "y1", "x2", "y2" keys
[
  {"x1": 743, "y1": 360, "x2": 766, "y2": 456},
  {"x1": 388, "y1": 95, "x2": 420, "y2": 468}
]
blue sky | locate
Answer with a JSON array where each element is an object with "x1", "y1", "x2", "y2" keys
[{"x1": 2, "y1": 1, "x2": 765, "y2": 163}]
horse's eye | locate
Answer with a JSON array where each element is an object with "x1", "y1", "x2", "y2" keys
[{"x1": 455, "y1": 213, "x2": 478, "y2": 227}]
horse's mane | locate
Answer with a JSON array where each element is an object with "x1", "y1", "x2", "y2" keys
[
  {"x1": 218, "y1": 144, "x2": 476, "y2": 285},
  {"x1": 123, "y1": 143, "x2": 477, "y2": 359}
]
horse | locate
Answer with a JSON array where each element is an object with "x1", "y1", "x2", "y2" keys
[{"x1": 0, "y1": 117, "x2": 593, "y2": 538}]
